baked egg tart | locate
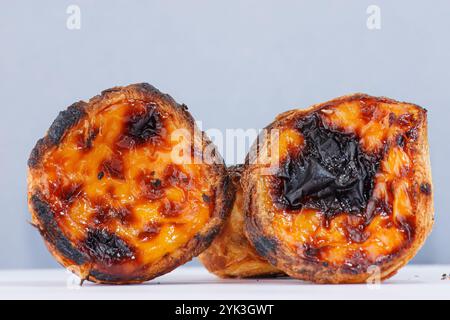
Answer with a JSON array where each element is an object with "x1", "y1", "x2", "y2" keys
[
  {"x1": 243, "y1": 94, "x2": 433, "y2": 283},
  {"x1": 27, "y1": 83, "x2": 233, "y2": 284}
]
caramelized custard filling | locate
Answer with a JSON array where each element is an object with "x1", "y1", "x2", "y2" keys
[{"x1": 34, "y1": 98, "x2": 214, "y2": 273}]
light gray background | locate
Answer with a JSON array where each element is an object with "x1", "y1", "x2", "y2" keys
[{"x1": 0, "y1": 0, "x2": 448, "y2": 268}]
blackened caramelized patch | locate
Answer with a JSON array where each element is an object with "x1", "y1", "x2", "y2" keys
[
  {"x1": 420, "y1": 182, "x2": 432, "y2": 195},
  {"x1": 152, "y1": 179, "x2": 162, "y2": 188},
  {"x1": 125, "y1": 103, "x2": 162, "y2": 145},
  {"x1": 84, "y1": 228, "x2": 134, "y2": 265},
  {"x1": 48, "y1": 102, "x2": 86, "y2": 145},
  {"x1": 31, "y1": 194, "x2": 86, "y2": 265},
  {"x1": 100, "y1": 153, "x2": 124, "y2": 180},
  {"x1": 276, "y1": 114, "x2": 380, "y2": 218},
  {"x1": 88, "y1": 269, "x2": 142, "y2": 283},
  {"x1": 28, "y1": 102, "x2": 86, "y2": 168},
  {"x1": 396, "y1": 135, "x2": 405, "y2": 148},
  {"x1": 28, "y1": 138, "x2": 46, "y2": 168},
  {"x1": 252, "y1": 236, "x2": 278, "y2": 259},
  {"x1": 202, "y1": 194, "x2": 211, "y2": 203}
]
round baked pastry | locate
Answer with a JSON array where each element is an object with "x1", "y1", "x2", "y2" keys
[
  {"x1": 27, "y1": 83, "x2": 233, "y2": 284},
  {"x1": 199, "y1": 165, "x2": 282, "y2": 278},
  {"x1": 243, "y1": 94, "x2": 433, "y2": 283}
]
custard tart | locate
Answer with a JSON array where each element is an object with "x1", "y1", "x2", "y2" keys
[
  {"x1": 243, "y1": 94, "x2": 433, "y2": 283},
  {"x1": 28, "y1": 83, "x2": 233, "y2": 284}
]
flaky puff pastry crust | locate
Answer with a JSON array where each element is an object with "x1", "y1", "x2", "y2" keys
[
  {"x1": 27, "y1": 83, "x2": 233, "y2": 284},
  {"x1": 199, "y1": 165, "x2": 283, "y2": 278},
  {"x1": 243, "y1": 94, "x2": 434, "y2": 284}
]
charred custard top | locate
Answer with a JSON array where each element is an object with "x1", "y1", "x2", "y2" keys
[
  {"x1": 29, "y1": 98, "x2": 214, "y2": 278},
  {"x1": 276, "y1": 114, "x2": 380, "y2": 218},
  {"x1": 260, "y1": 97, "x2": 427, "y2": 272}
]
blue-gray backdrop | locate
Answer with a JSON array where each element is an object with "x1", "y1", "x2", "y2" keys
[{"x1": 0, "y1": 0, "x2": 448, "y2": 268}]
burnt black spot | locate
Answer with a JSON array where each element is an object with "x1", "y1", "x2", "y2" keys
[
  {"x1": 84, "y1": 228, "x2": 134, "y2": 265},
  {"x1": 276, "y1": 114, "x2": 380, "y2": 218},
  {"x1": 126, "y1": 103, "x2": 161, "y2": 145},
  {"x1": 48, "y1": 102, "x2": 86, "y2": 145},
  {"x1": 396, "y1": 134, "x2": 405, "y2": 148},
  {"x1": 88, "y1": 269, "x2": 144, "y2": 283},
  {"x1": 28, "y1": 102, "x2": 86, "y2": 168},
  {"x1": 420, "y1": 182, "x2": 432, "y2": 195},
  {"x1": 152, "y1": 179, "x2": 161, "y2": 188},
  {"x1": 88, "y1": 270, "x2": 122, "y2": 283},
  {"x1": 135, "y1": 83, "x2": 162, "y2": 96},
  {"x1": 252, "y1": 236, "x2": 277, "y2": 259},
  {"x1": 28, "y1": 138, "x2": 46, "y2": 168},
  {"x1": 31, "y1": 194, "x2": 86, "y2": 265},
  {"x1": 202, "y1": 194, "x2": 211, "y2": 203},
  {"x1": 97, "y1": 171, "x2": 104, "y2": 180}
]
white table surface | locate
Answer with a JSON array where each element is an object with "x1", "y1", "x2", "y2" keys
[{"x1": 0, "y1": 265, "x2": 449, "y2": 300}]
